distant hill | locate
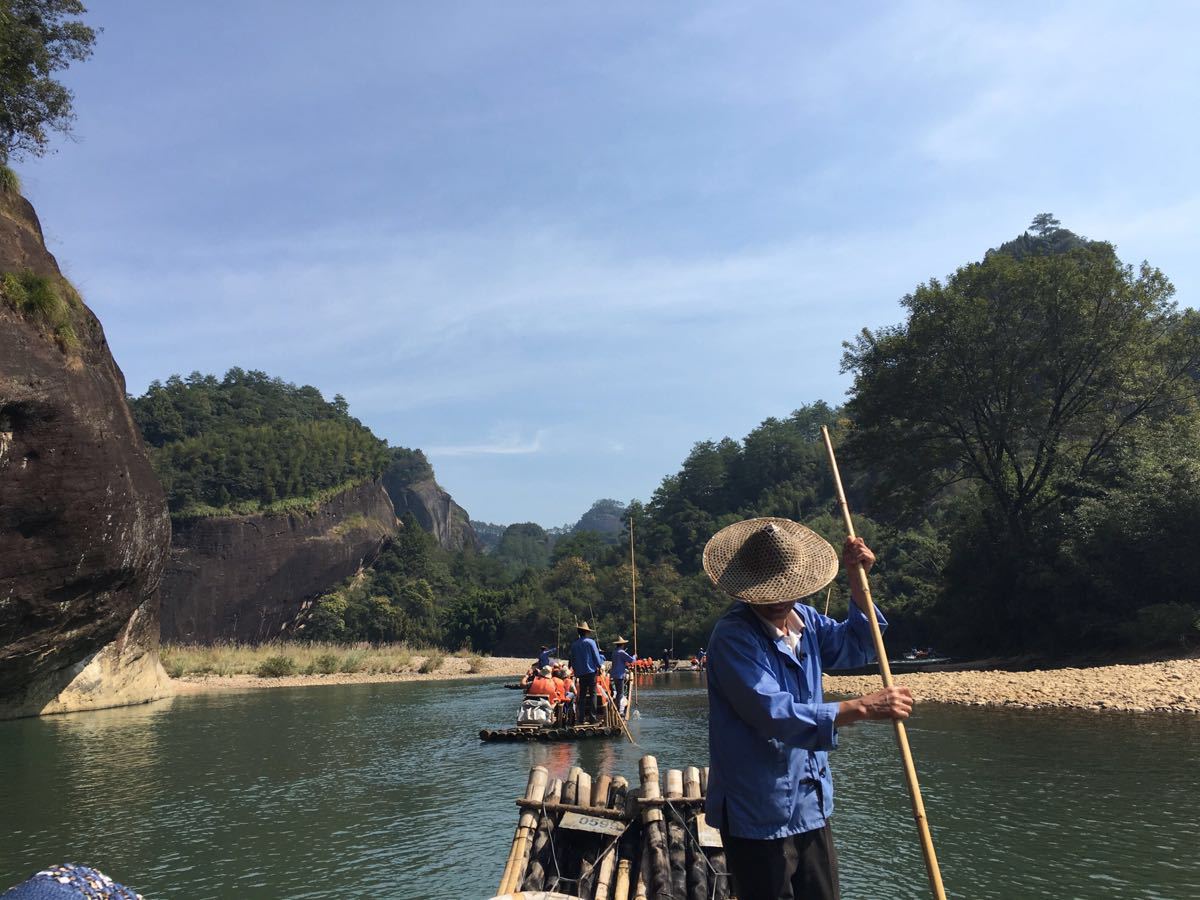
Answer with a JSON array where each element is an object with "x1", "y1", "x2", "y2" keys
[
  {"x1": 470, "y1": 520, "x2": 507, "y2": 553},
  {"x1": 470, "y1": 498, "x2": 626, "y2": 558},
  {"x1": 987, "y1": 213, "x2": 1100, "y2": 261},
  {"x1": 571, "y1": 499, "x2": 626, "y2": 538},
  {"x1": 382, "y1": 448, "x2": 478, "y2": 551}
]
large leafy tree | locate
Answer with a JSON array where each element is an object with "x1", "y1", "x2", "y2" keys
[
  {"x1": 843, "y1": 218, "x2": 1200, "y2": 547},
  {"x1": 842, "y1": 217, "x2": 1200, "y2": 649},
  {"x1": 0, "y1": 0, "x2": 97, "y2": 161}
]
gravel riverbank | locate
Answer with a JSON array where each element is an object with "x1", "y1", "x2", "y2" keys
[{"x1": 825, "y1": 656, "x2": 1200, "y2": 713}]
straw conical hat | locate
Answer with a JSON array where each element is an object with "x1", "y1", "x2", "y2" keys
[
  {"x1": 612, "y1": 636, "x2": 628, "y2": 645},
  {"x1": 703, "y1": 517, "x2": 838, "y2": 604},
  {"x1": 576, "y1": 621, "x2": 593, "y2": 632}
]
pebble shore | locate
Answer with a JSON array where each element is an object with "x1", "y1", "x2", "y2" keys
[{"x1": 825, "y1": 656, "x2": 1200, "y2": 713}]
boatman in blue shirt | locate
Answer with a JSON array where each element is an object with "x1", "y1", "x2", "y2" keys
[
  {"x1": 609, "y1": 636, "x2": 636, "y2": 714},
  {"x1": 569, "y1": 621, "x2": 604, "y2": 723},
  {"x1": 702, "y1": 517, "x2": 914, "y2": 900},
  {"x1": 537, "y1": 645, "x2": 558, "y2": 668}
]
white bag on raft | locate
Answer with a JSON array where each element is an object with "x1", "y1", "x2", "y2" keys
[{"x1": 517, "y1": 697, "x2": 553, "y2": 724}]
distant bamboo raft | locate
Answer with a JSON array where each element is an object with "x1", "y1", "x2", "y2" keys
[
  {"x1": 489, "y1": 755, "x2": 733, "y2": 900},
  {"x1": 481, "y1": 697, "x2": 627, "y2": 743},
  {"x1": 480, "y1": 723, "x2": 624, "y2": 743}
]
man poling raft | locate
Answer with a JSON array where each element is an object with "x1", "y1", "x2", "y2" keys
[
  {"x1": 700, "y1": 427, "x2": 947, "y2": 900},
  {"x1": 703, "y1": 517, "x2": 907, "y2": 899},
  {"x1": 569, "y1": 620, "x2": 604, "y2": 724},
  {"x1": 609, "y1": 635, "x2": 636, "y2": 715}
]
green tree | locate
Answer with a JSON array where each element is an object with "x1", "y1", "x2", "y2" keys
[
  {"x1": 0, "y1": 0, "x2": 98, "y2": 161},
  {"x1": 495, "y1": 522, "x2": 553, "y2": 572},
  {"x1": 843, "y1": 218, "x2": 1200, "y2": 648},
  {"x1": 843, "y1": 221, "x2": 1200, "y2": 545}
]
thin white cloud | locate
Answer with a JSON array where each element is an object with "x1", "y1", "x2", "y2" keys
[{"x1": 427, "y1": 428, "x2": 548, "y2": 457}]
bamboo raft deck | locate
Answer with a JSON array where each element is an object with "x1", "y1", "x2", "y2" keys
[{"x1": 490, "y1": 754, "x2": 734, "y2": 900}]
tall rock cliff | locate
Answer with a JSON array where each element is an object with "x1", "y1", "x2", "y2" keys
[
  {"x1": 382, "y1": 448, "x2": 478, "y2": 551},
  {"x1": 159, "y1": 479, "x2": 397, "y2": 643},
  {"x1": 0, "y1": 183, "x2": 173, "y2": 719}
]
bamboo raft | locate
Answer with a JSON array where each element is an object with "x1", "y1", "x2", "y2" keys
[
  {"x1": 489, "y1": 754, "x2": 734, "y2": 900},
  {"x1": 482, "y1": 691, "x2": 629, "y2": 743}
]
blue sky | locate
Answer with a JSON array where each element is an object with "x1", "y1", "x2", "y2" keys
[{"x1": 16, "y1": 2, "x2": 1200, "y2": 526}]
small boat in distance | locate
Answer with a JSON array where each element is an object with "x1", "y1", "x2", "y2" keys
[{"x1": 827, "y1": 650, "x2": 954, "y2": 677}]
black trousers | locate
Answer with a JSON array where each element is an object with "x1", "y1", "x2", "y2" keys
[
  {"x1": 721, "y1": 822, "x2": 840, "y2": 900},
  {"x1": 576, "y1": 674, "x2": 597, "y2": 722}
]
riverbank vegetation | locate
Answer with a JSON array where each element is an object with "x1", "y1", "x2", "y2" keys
[{"x1": 160, "y1": 641, "x2": 474, "y2": 679}]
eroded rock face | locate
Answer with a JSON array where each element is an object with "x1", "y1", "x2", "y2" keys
[
  {"x1": 383, "y1": 472, "x2": 478, "y2": 552},
  {"x1": 159, "y1": 479, "x2": 397, "y2": 643},
  {"x1": 0, "y1": 189, "x2": 173, "y2": 719}
]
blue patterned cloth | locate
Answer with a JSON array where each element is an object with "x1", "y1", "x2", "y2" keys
[{"x1": 3, "y1": 864, "x2": 143, "y2": 899}]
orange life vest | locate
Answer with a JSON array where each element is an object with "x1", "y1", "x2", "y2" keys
[{"x1": 528, "y1": 676, "x2": 557, "y2": 698}]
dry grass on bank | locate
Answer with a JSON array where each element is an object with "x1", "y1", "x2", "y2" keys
[{"x1": 162, "y1": 641, "x2": 448, "y2": 679}]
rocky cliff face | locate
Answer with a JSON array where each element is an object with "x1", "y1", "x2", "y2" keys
[
  {"x1": 0, "y1": 186, "x2": 173, "y2": 719},
  {"x1": 383, "y1": 470, "x2": 478, "y2": 552},
  {"x1": 159, "y1": 479, "x2": 397, "y2": 643}
]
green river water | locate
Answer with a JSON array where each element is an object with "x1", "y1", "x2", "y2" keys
[{"x1": 1, "y1": 673, "x2": 1198, "y2": 899}]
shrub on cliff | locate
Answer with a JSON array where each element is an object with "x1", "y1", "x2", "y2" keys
[
  {"x1": 0, "y1": 270, "x2": 79, "y2": 349},
  {"x1": 0, "y1": 165, "x2": 19, "y2": 193}
]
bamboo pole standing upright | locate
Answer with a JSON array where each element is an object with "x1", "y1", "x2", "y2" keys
[
  {"x1": 629, "y1": 514, "x2": 639, "y2": 719},
  {"x1": 819, "y1": 425, "x2": 947, "y2": 900}
]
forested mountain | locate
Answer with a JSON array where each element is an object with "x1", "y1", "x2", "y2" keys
[
  {"x1": 572, "y1": 499, "x2": 626, "y2": 538},
  {"x1": 304, "y1": 402, "x2": 945, "y2": 656},
  {"x1": 471, "y1": 499, "x2": 626, "y2": 556},
  {"x1": 382, "y1": 447, "x2": 478, "y2": 551},
  {"x1": 469, "y1": 521, "x2": 507, "y2": 553},
  {"x1": 131, "y1": 370, "x2": 390, "y2": 518}
]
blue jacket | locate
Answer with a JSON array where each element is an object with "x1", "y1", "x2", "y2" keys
[
  {"x1": 569, "y1": 635, "x2": 604, "y2": 675},
  {"x1": 705, "y1": 600, "x2": 885, "y2": 839},
  {"x1": 612, "y1": 648, "x2": 637, "y2": 679},
  {"x1": 537, "y1": 647, "x2": 558, "y2": 667}
]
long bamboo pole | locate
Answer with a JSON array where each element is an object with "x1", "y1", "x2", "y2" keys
[
  {"x1": 629, "y1": 515, "x2": 639, "y2": 719},
  {"x1": 819, "y1": 425, "x2": 947, "y2": 900},
  {"x1": 599, "y1": 682, "x2": 639, "y2": 746}
]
